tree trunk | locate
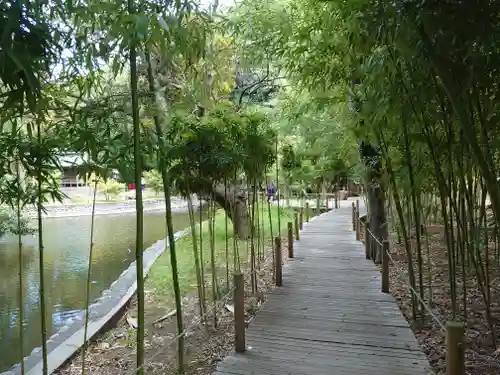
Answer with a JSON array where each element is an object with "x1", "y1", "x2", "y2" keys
[
  {"x1": 211, "y1": 183, "x2": 251, "y2": 240},
  {"x1": 367, "y1": 184, "x2": 388, "y2": 264}
]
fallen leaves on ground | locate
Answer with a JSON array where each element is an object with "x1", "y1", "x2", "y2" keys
[{"x1": 387, "y1": 225, "x2": 500, "y2": 375}]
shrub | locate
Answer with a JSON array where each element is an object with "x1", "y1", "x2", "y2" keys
[
  {"x1": 143, "y1": 170, "x2": 163, "y2": 195},
  {"x1": 88, "y1": 173, "x2": 124, "y2": 201},
  {"x1": 0, "y1": 207, "x2": 35, "y2": 238}
]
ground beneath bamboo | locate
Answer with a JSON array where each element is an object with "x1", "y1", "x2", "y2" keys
[
  {"x1": 386, "y1": 226, "x2": 500, "y2": 375},
  {"x1": 55, "y1": 240, "x2": 286, "y2": 375}
]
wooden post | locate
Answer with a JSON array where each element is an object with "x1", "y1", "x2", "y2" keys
[
  {"x1": 294, "y1": 212, "x2": 300, "y2": 240},
  {"x1": 287, "y1": 222, "x2": 294, "y2": 258},
  {"x1": 355, "y1": 199, "x2": 360, "y2": 239},
  {"x1": 352, "y1": 202, "x2": 356, "y2": 231},
  {"x1": 326, "y1": 196, "x2": 329, "y2": 210},
  {"x1": 446, "y1": 321, "x2": 465, "y2": 375},
  {"x1": 305, "y1": 202, "x2": 310, "y2": 222},
  {"x1": 275, "y1": 237, "x2": 282, "y2": 286},
  {"x1": 355, "y1": 209, "x2": 360, "y2": 241},
  {"x1": 382, "y1": 240, "x2": 390, "y2": 293},
  {"x1": 335, "y1": 191, "x2": 339, "y2": 209},
  {"x1": 299, "y1": 206, "x2": 304, "y2": 230},
  {"x1": 365, "y1": 224, "x2": 370, "y2": 259},
  {"x1": 233, "y1": 272, "x2": 245, "y2": 353}
]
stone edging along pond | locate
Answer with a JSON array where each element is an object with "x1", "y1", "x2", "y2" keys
[
  {"x1": 1, "y1": 229, "x2": 188, "y2": 375},
  {"x1": 23, "y1": 198, "x2": 177, "y2": 219}
]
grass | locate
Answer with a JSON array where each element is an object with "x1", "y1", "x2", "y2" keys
[{"x1": 146, "y1": 201, "x2": 295, "y2": 304}]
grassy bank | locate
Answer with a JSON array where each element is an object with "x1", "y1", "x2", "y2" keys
[{"x1": 147, "y1": 201, "x2": 294, "y2": 304}]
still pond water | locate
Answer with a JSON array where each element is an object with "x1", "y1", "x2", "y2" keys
[{"x1": 0, "y1": 210, "x2": 197, "y2": 372}]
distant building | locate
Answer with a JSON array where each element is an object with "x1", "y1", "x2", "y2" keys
[
  {"x1": 58, "y1": 153, "x2": 87, "y2": 187},
  {"x1": 58, "y1": 153, "x2": 122, "y2": 187}
]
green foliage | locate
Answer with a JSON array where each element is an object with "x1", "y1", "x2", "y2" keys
[
  {"x1": 99, "y1": 180, "x2": 123, "y2": 201},
  {"x1": 143, "y1": 170, "x2": 163, "y2": 194},
  {"x1": 89, "y1": 174, "x2": 124, "y2": 201},
  {"x1": 0, "y1": 207, "x2": 35, "y2": 238},
  {"x1": 167, "y1": 102, "x2": 277, "y2": 195},
  {"x1": 280, "y1": 143, "x2": 301, "y2": 173},
  {"x1": 0, "y1": 1, "x2": 56, "y2": 112}
]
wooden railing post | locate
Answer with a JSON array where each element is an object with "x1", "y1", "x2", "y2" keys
[
  {"x1": 326, "y1": 196, "x2": 329, "y2": 210},
  {"x1": 352, "y1": 202, "x2": 356, "y2": 231},
  {"x1": 355, "y1": 199, "x2": 360, "y2": 239},
  {"x1": 275, "y1": 237, "x2": 282, "y2": 286},
  {"x1": 365, "y1": 224, "x2": 370, "y2": 259},
  {"x1": 335, "y1": 192, "x2": 338, "y2": 209},
  {"x1": 287, "y1": 222, "x2": 294, "y2": 258},
  {"x1": 446, "y1": 321, "x2": 465, "y2": 375},
  {"x1": 355, "y1": 210, "x2": 361, "y2": 241},
  {"x1": 233, "y1": 272, "x2": 245, "y2": 353},
  {"x1": 305, "y1": 202, "x2": 310, "y2": 222},
  {"x1": 294, "y1": 212, "x2": 300, "y2": 240},
  {"x1": 382, "y1": 240, "x2": 390, "y2": 293},
  {"x1": 299, "y1": 206, "x2": 304, "y2": 230}
]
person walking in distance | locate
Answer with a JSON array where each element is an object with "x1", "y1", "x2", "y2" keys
[{"x1": 267, "y1": 181, "x2": 276, "y2": 201}]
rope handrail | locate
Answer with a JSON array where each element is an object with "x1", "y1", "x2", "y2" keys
[
  {"x1": 384, "y1": 250, "x2": 447, "y2": 332},
  {"x1": 356, "y1": 215, "x2": 383, "y2": 247},
  {"x1": 303, "y1": 193, "x2": 339, "y2": 197},
  {"x1": 352, "y1": 205, "x2": 446, "y2": 332},
  {"x1": 351, "y1": 199, "x2": 464, "y2": 372},
  {"x1": 366, "y1": 226, "x2": 384, "y2": 247},
  {"x1": 126, "y1": 232, "x2": 285, "y2": 374},
  {"x1": 126, "y1": 285, "x2": 237, "y2": 375},
  {"x1": 247, "y1": 235, "x2": 288, "y2": 279}
]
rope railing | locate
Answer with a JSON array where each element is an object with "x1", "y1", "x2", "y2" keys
[
  {"x1": 280, "y1": 192, "x2": 341, "y2": 211},
  {"x1": 384, "y1": 250, "x2": 447, "y2": 332},
  {"x1": 355, "y1": 206, "x2": 445, "y2": 329},
  {"x1": 126, "y1": 210, "x2": 299, "y2": 375},
  {"x1": 126, "y1": 285, "x2": 236, "y2": 375},
  {"x1": 351, "y1": 199, "x2": 465, "y2": 375},
  {"x1": 128, "y1": 244, "x2": 281, "y2": 375},
  {"x1": 366, "y1": 226, "x2": 383, "y2": 247}
]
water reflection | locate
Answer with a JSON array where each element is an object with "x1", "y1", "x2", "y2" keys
[{"x1": 0, "y1": 210, "x2": 197, "y2": 371}]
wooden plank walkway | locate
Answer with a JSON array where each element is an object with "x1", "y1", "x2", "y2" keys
[{"x1": 215, "y1": 200, "x2": 433, "y2": 375}]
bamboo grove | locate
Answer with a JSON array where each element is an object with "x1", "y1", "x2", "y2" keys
[
  {"x1": 0, "y1": 1, "x2": 354, "y2": 374},
  {"x1": 232, "y1": 0, "x2": 500, "y2": 373}
]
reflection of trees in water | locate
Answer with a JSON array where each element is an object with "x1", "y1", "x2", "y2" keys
[
  {"x1": 0, "y1": 241, "x2": 133, "y2": 324},
  {"x1": 0, "y1": 302, "x2": 79, "y2": 370},
  {"x1": 0, "y1": 211, "x2": 195, "y2": 371},
  {"x1": 0, "y1": 308, "x2": 32, "y2": 369},
  {"x1": 0, "y1": 244, "x2": 37, "y2": 310},
  {"x1": 0, "y1": 243, "x2": 129, "y2": 370},
  {"x1": 0, "y1": 212, "x2": 178, "y2": 315},
  {"x1": 0, "y1": 241, "x2": 130, "y2": 329}
]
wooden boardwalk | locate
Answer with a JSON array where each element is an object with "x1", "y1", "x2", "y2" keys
[{"x1": 215, "y1": 200, "x2": 433, "y2": 375}]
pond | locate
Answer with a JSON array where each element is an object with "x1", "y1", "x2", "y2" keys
[{"x1": 0, "y1": 208, "x2": 201, "y2": 372}]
